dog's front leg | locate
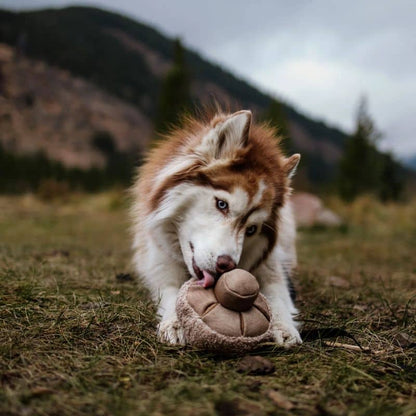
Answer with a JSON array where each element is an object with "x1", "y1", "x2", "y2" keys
[
  {"x1": 156, "y1": 283, "x2": 186, "y2": 345},
  {"x1": 256, "y1": 262, "x2": 302, "y2": 347},
  {"x1": 134, "y1": 230, "x2": 188, "y2": 345},
  {"x1": 144, "y1": 254, "x2": 190, "y2": 346}
]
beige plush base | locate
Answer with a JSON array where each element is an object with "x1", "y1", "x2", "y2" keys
[{"x1": 176, "y1": 279, "x2": 274, "y2": 354}]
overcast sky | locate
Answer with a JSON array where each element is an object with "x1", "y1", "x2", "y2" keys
[{"x1": 3, "y1": 0, "x2": 416, "y2": 157}]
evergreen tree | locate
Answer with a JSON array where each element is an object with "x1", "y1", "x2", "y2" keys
[
  {"x1": 154, "y1": 38, "x2": 191, "y2": 135},
  {"x1": 262, "y1": 98, "x2": 292, "y2": 151},
  {"x1": 378, "y1": 152, "x2": 404, "y2": 202},
  {"x1": 338, "y1": 97, "x2": 405, "y2": 202},
  {"x1": 338, "y1": 97, "x2": 382, "y2": 201}
]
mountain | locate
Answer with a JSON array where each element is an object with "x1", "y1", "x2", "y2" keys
[
  {"x1": 0, "y1": 6, "x2": 348, "y2": 187},
  {"x1": 403, "y1": 155, "x2": 416, "y2": 171},
  {"x1": 0, "y1": 43, "x2": 150, "y2": 169}
]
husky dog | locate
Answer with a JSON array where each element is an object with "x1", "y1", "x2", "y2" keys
[{"x1": 131, "y1": 110, "x2": 302, "y2": 347}]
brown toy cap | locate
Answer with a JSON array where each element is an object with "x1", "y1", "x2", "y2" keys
[{"x1": 214, "y1": 269, "x2": 259, "y2": 312}]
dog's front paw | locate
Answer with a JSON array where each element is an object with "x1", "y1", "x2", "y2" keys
[
  {"x1": 157, "y1": 318, "x2": 186, "y2": 345},
  {"x1": 272, "y1": 321, "x2": 302, "y2": 348}
]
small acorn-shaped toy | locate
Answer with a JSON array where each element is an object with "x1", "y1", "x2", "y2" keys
[{"x1": 176, "y1": 269, "x2": 273, "y2": 353}]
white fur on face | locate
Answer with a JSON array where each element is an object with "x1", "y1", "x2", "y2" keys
[
  {"x1": 174, "y1": 185, "x2": 271, "y2": 277},
  {"x1": 177, "y1": 186, "x2": 245, "y2": 276}
]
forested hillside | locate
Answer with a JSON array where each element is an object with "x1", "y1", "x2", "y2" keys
[{"x1": 2, "y1": 5, "x2": 404, "y2": 192}]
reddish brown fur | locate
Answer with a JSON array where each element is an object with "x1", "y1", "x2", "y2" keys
[{"x1": 133, "y1": 110, "x2": 294, "y2": 265}]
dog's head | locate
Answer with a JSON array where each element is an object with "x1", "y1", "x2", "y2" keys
[{"x1": 144, "y1": 110, "x2": 300, "y2": 286}]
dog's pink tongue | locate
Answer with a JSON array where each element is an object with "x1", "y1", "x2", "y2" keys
[{"x1": 202, "y1": 270, "x2": 215, "y2": 288}]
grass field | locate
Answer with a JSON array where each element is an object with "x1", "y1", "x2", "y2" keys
[{"x1": 0, "y1": 193, "x2": 415, "y2": 416}]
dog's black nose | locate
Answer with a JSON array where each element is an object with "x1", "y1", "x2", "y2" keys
[{"x1": 216, "y1": 255, "x2": 236, "y2": 274}]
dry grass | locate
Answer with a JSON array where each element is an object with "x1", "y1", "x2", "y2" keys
[{"x1": 0, "y1": 193, "x2": 415, "y2": 416}]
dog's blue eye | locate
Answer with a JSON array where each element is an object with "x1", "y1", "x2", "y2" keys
[
  {"x1": 246, "y1": 225, "x2": 257, "y2": 236},
  {"x1": 216, "y1": 199, "x2": 228, "y2": 211}
]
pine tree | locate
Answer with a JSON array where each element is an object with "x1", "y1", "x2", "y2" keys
[
  {"x1": 378, "y1": 152, "x2": 404, "y2": 202},
  {"x1": 154, "y1": 38, "x2": 191, "y2": 135},
  {"x1": 338, "y1": 97, "x2": 382, "y2": 201},
  {"x1": 262, "y1": 98, "x2": 292, "y2": 151}
]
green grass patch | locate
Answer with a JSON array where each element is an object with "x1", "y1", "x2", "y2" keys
[{"x1": 0, "y1": 194, "x2": 415, "y2": 415}]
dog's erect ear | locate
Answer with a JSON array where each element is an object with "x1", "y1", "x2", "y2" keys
[
  {"x1": 201, "y1": 110, "x2": 251, "y2": 160},
  {"x1": 217, "y1": 110, "x2": 251, "y2": 152},
  {"x1": 199, "y1": 110, "x2": 251, "y2": 161},
  {"x1": 283, "y1": 154, "x2": 301, "y2": 179}
]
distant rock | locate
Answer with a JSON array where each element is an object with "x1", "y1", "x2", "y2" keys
[
  {"x1": 326, "y1": 276, "x2": 350, "y2": 288},
  {"x1": 316, "y1": 208, "x2": 343, "y2": 227},
  {"x1": 291, "y1": 192, "x2": 342, "y2": 227}
]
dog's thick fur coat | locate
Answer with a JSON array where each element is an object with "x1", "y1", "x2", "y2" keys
[{"x1": 131, "y1": 110, "x2": 302, "y2": 347}]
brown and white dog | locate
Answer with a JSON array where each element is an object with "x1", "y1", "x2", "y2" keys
[{"x1": 131, "y1": 110, "x2": 302, "y2": 347}]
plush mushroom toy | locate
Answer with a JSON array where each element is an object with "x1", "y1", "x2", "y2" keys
[{"x1": 176, "y1": 269, "x2": 274, "y2": 353}]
